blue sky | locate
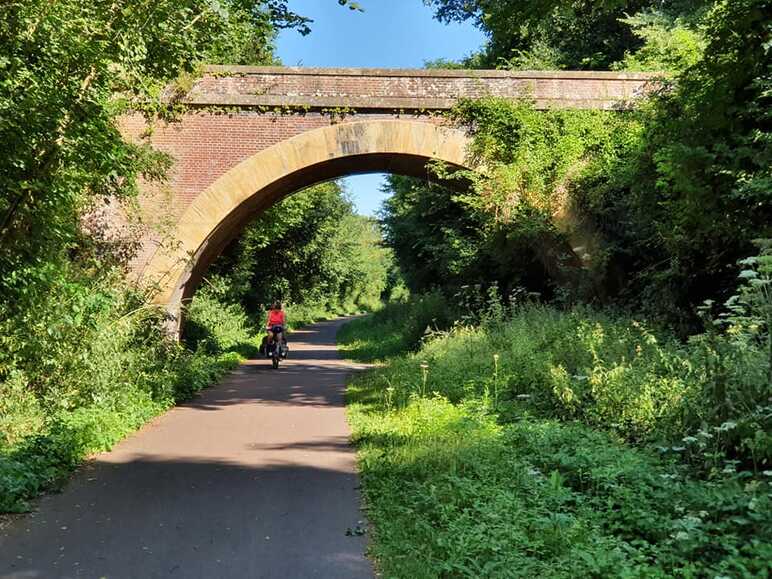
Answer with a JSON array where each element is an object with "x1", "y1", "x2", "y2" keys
[{"x1": 275, "y1": 0, "x2": 486, "y2": 216}]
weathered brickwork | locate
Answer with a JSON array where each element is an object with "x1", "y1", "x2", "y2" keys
[{"x1": 123, "y1": 111, "x2": 442, "y2": 210}]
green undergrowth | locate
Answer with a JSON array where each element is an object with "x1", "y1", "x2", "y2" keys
[
  {"x1": 340, "y1": 299, "x2": 771, "y2": 578},
  {"x1": 337, "y1": 294, "x2": 455, "y2": 362},
  {"x1": 0, "y1": 350, "x2": 241, "y2": 513},
  {"x1": 0, "y1": 274, "x2": 365, "y2": 513},
  {"x1": 0, "y1": 287, "x2": 257, "y2": 513}
]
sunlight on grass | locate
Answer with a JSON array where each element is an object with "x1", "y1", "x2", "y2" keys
[{"x1": 339, "y1": 300, "x2": 771, "y2": 578}]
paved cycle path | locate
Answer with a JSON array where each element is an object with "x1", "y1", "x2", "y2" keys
[{"x1": 0, "y1": 319, "x2": 372, "y2": 579}]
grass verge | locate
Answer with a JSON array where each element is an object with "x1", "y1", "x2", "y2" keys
[{"x1": 340, "y1": 300, "x2": 771, "y2": 578}]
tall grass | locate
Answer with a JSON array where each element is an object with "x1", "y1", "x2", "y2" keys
[{"x1": 341, "y1": 298, "x2": 771, "y2": 577}]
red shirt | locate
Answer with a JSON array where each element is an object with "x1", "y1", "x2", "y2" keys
[{"x1": 267, "y1": 310, "x2": 285, "y2": 328}]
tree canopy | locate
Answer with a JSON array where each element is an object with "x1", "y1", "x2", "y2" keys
[
  {"x1": 208, "y1": 181, "x2": 395, "y2": 316},
  {"x1": 424, "y1": 0, "x2": 711, "y2": 70}
]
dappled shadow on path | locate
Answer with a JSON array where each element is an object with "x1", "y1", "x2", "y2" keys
[
  {"x1": 185, "y1": 360, "x2": 349, "y2": 411},
  {"x1": 184, "y1": 320, "x2": 367, "y2": 412},
  {"x1": 246, "y1": 436, "x2": 353, "y2": 453}
]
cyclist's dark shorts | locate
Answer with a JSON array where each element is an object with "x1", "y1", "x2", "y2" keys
[{"x1": 270, "y1": 325, "x2": 284, "y2": 334}]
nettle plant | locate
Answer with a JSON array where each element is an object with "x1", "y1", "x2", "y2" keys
[
  {"x1": 689, "y1": 239, "x2": 772, "y2": 475},
  {"x1": 726, "y1": 239, "x2": 772, "y2": 380}
]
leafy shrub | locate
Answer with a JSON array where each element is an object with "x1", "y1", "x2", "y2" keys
[
  {"x1": 346, "y1": 295, "x2": 770, "y2": 464},
  {"x1": 349, "y1": 388, "x2": 772, "y2": 578},
  {"x1": 419, "y1": 2, "x2": 771, "y2": 332},
  {"x1": 338, "y1": 292, "x2": 456, "y2": 362},
  {"x1": 0, "y1": 370, "x2": 44, "y2": 448},
  {"x1": 184, "y1": 283, "x2": 258, "y2": 357}
]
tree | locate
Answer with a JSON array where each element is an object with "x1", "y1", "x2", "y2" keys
[
  {"x1": 583, "y1": 0, "x2": 772, "y2": 327},
  {"x1": 209, "y1": 181, "x2": 393, "y2": 314},
  {"x1": 421, "y1": 0, "x2": 771, "y2": 330},
  {"x1": 424, "y1": 0, "x2": 710, "y2": 70},
  {"x1": 0, "y1": 0, "x2": 351, "y2": 310},
  {"x1": 380, "y1": 171, "x2": 564, "y2": 298}
]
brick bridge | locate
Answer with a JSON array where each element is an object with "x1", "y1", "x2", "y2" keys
[{"x1": 124, "y1": 66, "x2": 654, "y2": 321}]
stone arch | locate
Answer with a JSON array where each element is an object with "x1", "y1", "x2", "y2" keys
[{"x1": 139, "y1": 119, "x2": 471, "y2": 320}]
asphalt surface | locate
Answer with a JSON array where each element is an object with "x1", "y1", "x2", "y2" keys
[{"x1": 0, "y1": 318, "x2": 373, "y2": 579}]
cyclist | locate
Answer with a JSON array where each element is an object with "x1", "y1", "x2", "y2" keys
[{"x1": 265, "y1": 301, "x2": 286, "y2": 355}]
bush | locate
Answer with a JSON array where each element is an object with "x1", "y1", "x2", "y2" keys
[
  {"x1": 338, "y1": 292, "x2": 455, "y2": 362},
  {"x1": 184, "y1": 285, "x2": 258, "y2": 357},
  {"x1": 344, "y1": 296, "x2": 770, "y2": 464}
]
